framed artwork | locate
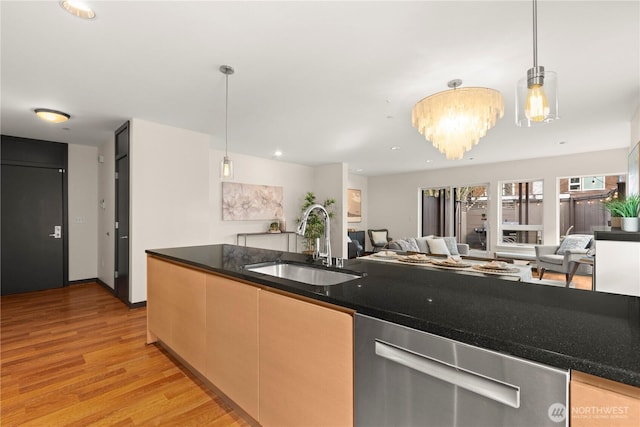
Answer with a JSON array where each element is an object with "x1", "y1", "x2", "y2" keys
[
  {"x1": 628, "y1": 142, "x2": 639, "y2": 196},
  {"x1": 347, "y1": 188, "x2": 361, "y2": 223},
  {"x1": 222, "y1": 182, "x2": 283, "y2": 221}
]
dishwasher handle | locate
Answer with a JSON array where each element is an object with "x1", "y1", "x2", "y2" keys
[{"x1": 375, "y1": 340, "x2": 520, "y2": 409}]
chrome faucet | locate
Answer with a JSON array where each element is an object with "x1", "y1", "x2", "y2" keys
[{"x1": 296, "y1": 203, "x2": 332, "y2": 267}]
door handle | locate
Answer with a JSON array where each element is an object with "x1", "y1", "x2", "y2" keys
[
  {"x1": 48, "y1": 226, "x2": 62, "y2": 239},
  {"x1": 120, "y1": 236, "x2": 128, "y2": 239},
  {"x1": 375, "y1": 340, "x2": 520, "y2": 408}
]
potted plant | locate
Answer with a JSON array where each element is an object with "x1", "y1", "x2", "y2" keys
[
  {"x1": 603, "y1": 194, "x2": 640, "y2": 232},
  {"x1": 297, "y1": 191, "x2": 336, "y2": 252},
  {"x1": 268, "y1": 220, "x2": 281, "y2": 233}
]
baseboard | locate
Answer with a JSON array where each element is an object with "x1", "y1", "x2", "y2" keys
[
  {"x1": 68, "y1": 277, "x2": 99, "y2": 286},
  {"x1": 128, "y1": 300, "x2": 146, "y2": 309}
]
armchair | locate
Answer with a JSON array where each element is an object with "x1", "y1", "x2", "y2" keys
[
  {"x1": 347, "y1": 236, "x2": 364, "y2": 259},
  {"x1": 367, "y1": 229, "x2": 392, "y2": 252},
  {"x1": 535, "y1": 234, "x2": 593, "y2": 283}
]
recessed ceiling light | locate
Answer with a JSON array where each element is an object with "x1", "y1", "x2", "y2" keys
[
  {"x1": 356, "y1": 168, "x2": 363, "y2": 172},
  {"x1": 426, "y1": 160, "x2": 432, "y2": 163},
  {"x1": 390, "y1": 146, "x2": 400, "y2": 150},
  {"x1": 274, "y1": 150, "x2": 283, "y2": 157},
  {"x1": 34, "y1": 108, "x2": 70, "y2": 123},
  {"x1": 60, "y1": 1, "x2": 96, "y2": 20}
]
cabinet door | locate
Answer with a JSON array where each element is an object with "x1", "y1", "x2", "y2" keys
[
  {"x1": 147, "y1": 256, "x2": 172, "y2": 343},
  {"x1": 259, "y1": 290, "x2": 353, "y2": 427},
  {"x1": 206, "y1": 275, "x2": 259, "y2": 420},
  {"x1": 595, "y1": 241, "x2": 640, "y2": 296},
  {"x1": 146, "y1": 256, "x2": 207, "y2": 373},
  {"x1": 571, "y1": 371, "x2": 640, "y2": 427}
]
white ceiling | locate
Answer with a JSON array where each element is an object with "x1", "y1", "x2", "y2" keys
[{"x1": 1, "y1": 1, "x2": 639, "y2": 176}]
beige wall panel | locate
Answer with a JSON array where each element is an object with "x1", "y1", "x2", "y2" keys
[
  {"x1": 206, "y1": 274, "x2": 260, "y2": 420},
  {"x1": 146, "y1": 257, "x2": 207, "y2": 373},
  {"x1": 259, "y1": 290, "x2": 353, "y2": 427},
  {"x1": 571, "y1": 371, "x2": 640, "y2": 427},
  {"x1": 146, "y1": 256, "x2": 173, "y2": 343}
]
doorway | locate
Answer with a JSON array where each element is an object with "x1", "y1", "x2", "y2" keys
[
  {"x1": 1, "y1": 136, "x2": 68, "y2": 295},
  {"x1": 114, "y1": 122, "x2": 130, "y2": 304}
]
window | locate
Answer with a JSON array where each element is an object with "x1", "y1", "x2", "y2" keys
[
  {"x1": 559, "y1": 175, "x2": 623, "y2": 238},
  {"x1": 422, "y1": 188, "x2": 451, "y2": 237},
  {"x1": 454, "y1": 185, "x2": 489, "y2": 250},
  {"x1": 422, "y1": 184, "x2": 489, "y2": 252},
  {"x1": 499, "y1": 180, "x2": 543, "y2": 245},
  {"x1": 569, "y1": 177, "x2": 581, "y2": 191}
]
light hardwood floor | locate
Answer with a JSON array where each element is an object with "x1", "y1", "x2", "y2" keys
[
  {"x1": 1, "y1": 274, "x2": 593, "y2": 426},
  {"x1": 1, "y1": 283, "x2": 250, "y2": 427},
  {"x1": 535, "y1": 270, "x2": 593, "y2": 291}
]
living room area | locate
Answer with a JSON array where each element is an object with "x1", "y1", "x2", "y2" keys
[{"x1": 361, "y1": 113, "x2": 640, "y2": 295}]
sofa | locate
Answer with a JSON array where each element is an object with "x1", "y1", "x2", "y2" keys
[{"x1": 387, "y1": 236, "x2": 469, "y2": 257}]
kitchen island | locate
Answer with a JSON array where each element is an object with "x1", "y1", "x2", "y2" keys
[{"x1": 146, "y1": 244, "x2": 640, "y2": 426}]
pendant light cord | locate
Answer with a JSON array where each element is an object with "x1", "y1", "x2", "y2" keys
[
  {"x1": 532, "y1": 0, "x2": 538, "y2": 68},
  {"x1": 224, "y1": 72, "x2": 229, "y2": 157}
]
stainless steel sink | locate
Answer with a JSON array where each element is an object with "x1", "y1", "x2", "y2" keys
[{"x1": 243, "y1": 261, "x2": 364, "y2": 286}]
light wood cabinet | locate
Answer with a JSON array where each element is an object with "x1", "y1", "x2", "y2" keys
[
  {"x1": 259, "y1": 290, "x2": 354, "y2": 427},
  {"x1": 146, "y1": 256, "x2": 207, "y2": 373},
  {"x1": 205, "y1": 274, "x2": 260, "y2": 420},
  {"x1": 571, "y1": 371, "x2": 640, "y2": 427},
  {"x1": 147, "y1": 256, "x2": 354, "y2": 426}
]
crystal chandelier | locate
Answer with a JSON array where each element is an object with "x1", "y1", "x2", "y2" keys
[{"x1": 411, "y1": 79, "x2": 504, "y2": 160}]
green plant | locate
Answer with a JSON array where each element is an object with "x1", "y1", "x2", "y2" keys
[
  {"x1": 603, "y1": 194, "x2": 640, "y2": 218},
  {"x1": 298, "y1": 191, "x2": 336, "y2": 251}
]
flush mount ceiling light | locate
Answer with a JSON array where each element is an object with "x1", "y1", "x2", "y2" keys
[
  {"x1": 60, "y1": 1, "x2": 96, "y2": 20},
  {"x1": 34, "y1": 108, "x2": 70, "y2": 123},
  {"x1": 220, "y1": 65, "x2": 235, "y2": 180},
  {"x1": 411, "y1": 79, "x2": 504, "y2": 160},
  {"x1": 516, "y1": 0, "x2": 558, "y2": 126}
]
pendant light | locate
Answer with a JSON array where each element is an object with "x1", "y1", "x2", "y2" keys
[
  {"x1": 516, "y1": 0, "x2": 559, "y2": 126},
  {"x1": 220, "y1": 65, "x2": 234, "y2": 179}
]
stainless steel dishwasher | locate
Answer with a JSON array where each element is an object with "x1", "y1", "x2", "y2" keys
[{"x1": 355, "y1": 314, "x2": 568, "y2": 427}]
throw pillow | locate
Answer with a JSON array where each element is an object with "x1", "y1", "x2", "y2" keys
[
  {"x1": 387, "y1": 241, "x2": 401, "y2": 250},
  {"x1": 442, "y1": 237, "x2": 460, "y2": 256},
  {"x1": 406, "y1": 238, "x2": 420, "y2": 252},
  {"x1": 394, "y1": 239, "x2": 420, "y2": 252},
  {"x1": 415, "y1": 236, "x2": 430, "y2": 253},
  {"x1": 557, "y1": 234, "x2": 592, "y2": 254},
  {"x1": 371, "y1": 231, "x2": 388, "y2": 246},
  {"x1": 427, "y1": 238, "x2": 451, "y2": 256}
]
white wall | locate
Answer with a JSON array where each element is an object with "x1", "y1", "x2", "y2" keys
[
  {"x1": 368, "y1": 149, "x2": 628, "y2": 255},
  {"x1": 313, "y1": 163, "x2": 348, "y2": 259},
  {"x1": 129, "y1": 119, "x2": 211, "y2": 303},
  {"x1": 67, "y1": 144, "x2": 98, "y2": 281},
  {"x1": 631, "y1": 104, "x2": 640, "y2": 151},
  {"x1": 125, "y1": 118, "x2": 327, "y2": 303},
  {"x1": 209, "y1": 149, "x2": 315, "y2": 250}
]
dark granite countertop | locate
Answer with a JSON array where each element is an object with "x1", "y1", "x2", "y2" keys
[
  {"x1": 595, "y1": 230, "x2": 640, "y2": 242},
  {"x1": 146, "y1": 244, "x2": 640, "y2": 388}
]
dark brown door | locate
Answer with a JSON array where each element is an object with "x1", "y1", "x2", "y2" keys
[
  {"x1": 2, "y1": 153, "x2": 66, "y2": 295},
  {"x1": 115, "y1": 122, "x2": 130, "y2": 303}
]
